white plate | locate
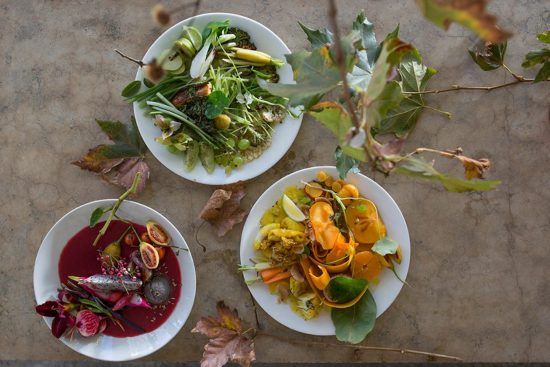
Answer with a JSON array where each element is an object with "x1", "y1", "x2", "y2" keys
[
  {"x1": 33, "y1": 200, "x2": 196, "y2": 361},
  {"x1": 240, "y1": 166, "x2": 410, "y2": 336},
  {"x1": 133, "y1": 13, "x2": 302, "y2": 185}
]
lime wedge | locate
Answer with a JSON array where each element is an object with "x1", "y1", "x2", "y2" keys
[
  {"x1": 182, "y1": 25, "x2": 203, "y2": 51},
  {"x1": 282, "y1": 194, "x2": 306, "y2": 222}
]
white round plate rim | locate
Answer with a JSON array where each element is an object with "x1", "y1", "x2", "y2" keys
[
  {"x1": 240, "y1": 166, "x2": 410, "y2": 336},
  {"x1": 33, "y1": 199, "x2": 196, "y2": 361},
  {"x1": 133, "y1": 12, "x2": 303, "y2": 185}
]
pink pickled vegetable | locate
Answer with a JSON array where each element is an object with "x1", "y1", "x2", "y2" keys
[
  {"x1": 76, "y1": 310, "x2": 100, "y2": 337},
  {"x1": 113, "y1": 293, "x2": 151, "y2": 311}
]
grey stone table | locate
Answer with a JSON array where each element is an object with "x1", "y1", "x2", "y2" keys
[{"x1": 1, "y1": 0, "x2": 549, "y2": 363}]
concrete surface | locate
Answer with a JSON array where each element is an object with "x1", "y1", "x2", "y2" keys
[{"x1": 1, "y1": 0, "x2": 549, "y2": 363}]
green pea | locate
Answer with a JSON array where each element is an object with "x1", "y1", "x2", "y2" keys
[
  {"x1": 232, "y1": 156, "x2": 244, "y2": 166},
  {"x1": 226, "y1": 138, "x2": 235, "y2": 148},
  {"x1": 238, "y1": 138, "x2": 250, "y2": 150}
]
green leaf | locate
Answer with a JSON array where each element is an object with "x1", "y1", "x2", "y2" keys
[
  {"x1": 366, "y1": 37, "x2": 413, "y2": 103},
  {"x1": 263, "y1": 48, "x2": 341, "y2": 108},
  {"x1": 522, "y1": 48, "x2": 550, "y2": 68},
  {"x1": 332, "y1": 289, "x2": 377, "y2": 344},
  {"x1": 416, "y1": 0, "x2": 511, "y2": 43},
  {"x1": 143, "y1": 78, "x2": 155, "y2": 88},
  {"x1": 335, "y1": 146, "x2": 360, "y2": 179},
  {"x1": 376, "y1": 51, "x2": 438, "y2": 137},
  {"x1": 365, "y1": 81, "x2": 404, "y2": 129},
  {"x1": 537, "y1": 31, "x2": 550, "y2": 44},
  {"x1": 298, "y1": 22, "x2": 333, "y2": 48},
  {"x1": 327, "y1": 276, "x2": 367, "y2": 304},
  {"x1": 352, "y1": 11, "x2": 378, "y2": 66},
  {"x1": 468, "y1": 41, "x2": 507, "y2": 71},
  {"x1": 371, "y1": 237, "x2": 399, "y2": 256},
  {"x1": 395, "y1": 157, "x2": 501, "y2": 192},
  {"x1": 534, "y1": 62, "x2": 550, "y2": 83},
  {"x1": 121, "y1": 80, "x2": 141, "y2": 98},
  {"x1": 89, "y1": 207, "x2": 107, "y2": 227},
  {"x1": 205, "y1": 91, "x2": 230, "y2": 119},
  {"x1": 95, "y1": 118, "x2": 146, "y2": 156}
]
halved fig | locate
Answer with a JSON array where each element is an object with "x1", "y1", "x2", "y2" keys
[
  {"x1": 146, "y1": 220, "x2": 171, "y2": 246},
  {"x1": 139, "y1": 242, "x2": 160, "y2": 269}
]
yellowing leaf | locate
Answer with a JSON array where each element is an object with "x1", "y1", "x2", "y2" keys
[
  {"x1": 416, "y1": 0, "x2": 511, "y2": 43},
  {"x1": 192, "y1": 301, "x2": 255, "y2": 367}
]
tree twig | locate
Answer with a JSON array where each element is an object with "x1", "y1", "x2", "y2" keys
[
  {"x1": 114, "y1": 49, "x2": 145, "y2": 67},
  {"x1": 327, "y1": 0, "x2": 360, "y2": 133},
  {"x1": 502, "y1": 63, "x2": 525, "y2": 81},
  {"x1": 402, "y1": 78, "x2": 543, "y2": 95},
  {"x1": 257, "y1": 332, "x2": 462, "y2": 361}
]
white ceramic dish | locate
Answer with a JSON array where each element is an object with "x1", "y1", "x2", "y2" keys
[
  {"x1": 33, "y1": 199, "x2": 196, "y2": 361},
  {"x1": 240, "y1": 166, "x2": 410, "y2": 336},
  {"x1": 133, "y1": 13, "x2": 302, "y2": 185}
]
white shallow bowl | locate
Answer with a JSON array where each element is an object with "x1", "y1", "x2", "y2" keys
[
  {"x1": 133, "y1": 13, "x2": 302, "y2": 185},
  {"x1": 240, "y1": 166, "x2": 410, "y2": 336},
  {"x1": 33, "y1": 200, "x2": 196, "y2": 361}
]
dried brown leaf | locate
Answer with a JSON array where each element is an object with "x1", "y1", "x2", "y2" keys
[
  {"x1": 199, "y1": 183, "x2": 247, "y2": 236},
  {"x1": 72, "y1": 145, "x2": 124, "y2": 174},
  {"x1": 108, "y1": 158, "x2": 150, "y2": 194},
  {"x1": 192, "y1": 301, "x2": 255, "y2": 367}
]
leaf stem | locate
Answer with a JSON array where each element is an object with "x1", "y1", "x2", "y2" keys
[
  {"x1": 256, "y1": 332, "x2": 462, "y2": 361},
  {"x1": 92, "y1": 172, "x2": 142, "y2": 247},
  {"x1": 502, "y1": 63, "x2": 525, "y2": 81},
  {"x1": 327, "y1": 0, "x2": 361, "y2": 133}
]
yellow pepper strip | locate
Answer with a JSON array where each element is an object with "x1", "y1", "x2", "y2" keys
[
  {"x1": 308, "y1": 265, "x2": 330, "y2": 290},
  {"x1": 300, "y1": 256, "x2": 367, "y2": 309}
]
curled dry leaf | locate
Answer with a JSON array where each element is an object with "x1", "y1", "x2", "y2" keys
[
  {"x1": 72, "y1": 118, "x2": 150, "y2": 194},
  {"x1": 416, "y1": 0, "x2": 511, "y2": 43},
  {"x1": 192, "y1": 301, "x2": 255, "y2": 367},
  {"x1": 199, "y1": 183, "x2": 247, "y2": 237}
]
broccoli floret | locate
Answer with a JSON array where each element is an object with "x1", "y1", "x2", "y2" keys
[{"x1": 228, "y1": 27, "x2": 256, "y2": 50}]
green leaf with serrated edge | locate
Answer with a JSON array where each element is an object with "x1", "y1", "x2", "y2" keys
[
  {"x1": 522, "y1": 49, "x2": 550, "y2": 68},
  {"x1": 534, "y1": 62, "x2": 550, "y2": 82},
  {"x1": 366, "y1": 37, "x2": 413, "y2": 104},
  {"x1": 332, "y1": 289, "x2": 376, "y2": 344},
  {"x1": 537, "y1": 31, "x2": 550, "y2": 44},
  {"x1": 335, "y1": 146, "x2": 360, "y2": 179},
  {"x1": 89, "y1": 207, "x2": 107, "y2": 228},
  {"x1": 121, "y1": 80, "x2": 141, "y2": 98},
  {"x1": 298, "y1": 22, "x2": 333, "y2": 48},
  {"x1": 326, "y1": 276, "x2": 367, "y2": 304},
  {"x1": 376, "y1": 51, "x2": 438, "y2": 137},
  {"x1": 365, "y1": 81, "x2": 403, "y2": 129},
  {"x1": 263, "y1": 48, "x2": 340, "y2": 108},
  {"x1": 468, "y1": 41, "x2": 507, "y2": 71},
  {"x1": 395, "y1": 157, "x2": 501, "y2": 192},
  {"x1": 371, "y1": 237, "x2": 399, "y2": 256},
  {"x1": 416, "y1": 0, "x2": 511, "y2": 43},
  {"x1": 205, "y1": 91, "x2": 230, "y2": 119},
  {"x1": 352, "y1": 11, "x2": 378, "y2": 65}
]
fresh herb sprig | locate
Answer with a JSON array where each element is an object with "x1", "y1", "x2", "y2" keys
[{"x1": 91, "y1": 172, "x2": 142, "y2": 246}]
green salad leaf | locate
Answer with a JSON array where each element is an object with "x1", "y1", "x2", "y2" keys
[
  {"x1": 205, "y1": 91, "x2": 230, "y2": 119},
  {"x1": 326, "y1": 276, "x2": 367, "y2": 304},
  {"x1": 89, "y1": 207, "x2": 106, "y2": 228},
  {"x1": 332, "y1": 289, "x2": 377, "y2": 344},
  {"x1": 371, "y1": 237, "x2": 399, "y2": 256}
]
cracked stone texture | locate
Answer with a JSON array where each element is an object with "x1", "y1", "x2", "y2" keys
[{"x1": 1, "y1": 0, "x2": 549, "y2": 363}]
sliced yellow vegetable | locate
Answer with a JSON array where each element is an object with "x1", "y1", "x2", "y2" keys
[
  {"x1": 309, "y1": 265, "x2": 330, "y2": 290},
  {"x1": 352, "y1": 251, "x2": 382, "y2": 281}
]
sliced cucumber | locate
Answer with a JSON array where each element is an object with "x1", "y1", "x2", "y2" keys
[
  {"x1": 175, "y1": 38, "x2": 196, "y2": 58},
  {"x1": 170, "y1": 62, "x2": 186, "y2": 75},
  {"x1": 181, "y1": 25, "x2": 203, "y2": 51},
  {"x1": 162, "y1": 54, "x2": 183, "y2": 72},
  {"x1": 157, "y1": 48, "x2": 172, "y2": 65}
]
